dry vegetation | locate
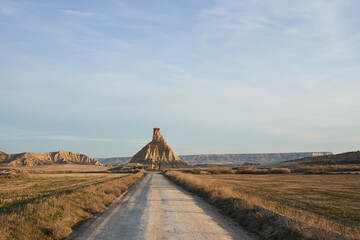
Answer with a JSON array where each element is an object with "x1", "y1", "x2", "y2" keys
[
  {"x1": 288, "y1": 164, "x2": 360, "y2": 174},
  {"x1": 0, "y1": 169, "x2": 32, "y2": 179},
  {"x1": 185, "y1": 165, "x2": 360, "y2": 175},
  {"x1": 0, "y1": 163, "x2": 112, "y2": 174},
  {"x1": 0, "y1": 171, "x2": 131, "y2": 210},
  {"x1": 165, "y1": 170, "x2": 360, "y2": 239},
  {"x1": 0, "y1": 170, "x2": 144, "y2": 240}
]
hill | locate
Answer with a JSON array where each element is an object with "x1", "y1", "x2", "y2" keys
[
  {"x1": 282, "y1": 151, "x2": 360, "y2": 165},
  {"x1": 0, "y1": 149, "x2": 102, "y2": 167},
  {"x1": 179, "y1": 152, "x2": 332, "y2": 166},
  {"x1": 97, "y1": 152, "x2": 332, "y2": 166},
  {"x1": 96, "y1": 157, "x2": 131, "y2": 166},
  {"x1": 128, "y1": 128, "x2": 189, "y2": 168}
]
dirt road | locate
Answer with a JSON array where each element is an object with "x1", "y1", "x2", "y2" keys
[{"x1": 70, "y1": 173, "x2": 256, "y2": 240}]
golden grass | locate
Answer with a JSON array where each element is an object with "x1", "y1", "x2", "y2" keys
[
  {"x1": 235, "y1": 166, "x2": 291, "y2": 174},
  {"x1": 165, "y1": 171, "x2": 360, "y2": 239},
  {"x1": 0, "y1": 172, "x2": 144, "y2": 240},
  {"x1": 207, "y1": 166, "x2": 236, "y2": 174},
  {"x1": 290, "y1": 164, "x2": 360, "y2": 174},
  {"x1": 0, "y1": 169, "x2": 31, "y2": 179},
  {"x1": 0, "y1": 172, "x2": 129, "y2": 210},
  {"x1": 186, "y1": 164, "x2": 360, "y2": 175},
  {"x1": 186, "y1": 166, "x2": 235, "y2": 174},
  {"x1": 0, "y1": 163, "x2": 112, "y2": 173}
]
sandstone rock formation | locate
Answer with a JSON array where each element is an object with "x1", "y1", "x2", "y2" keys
[
  {"x1": 129, "y1": 128, "x2": 188, "y2": 168},
  {"x1": 0, "y1": 149, "x2": 7, "y2": 163},
  {"x1": 0, "y1": 149, "x2": 102, "y2": 167}
]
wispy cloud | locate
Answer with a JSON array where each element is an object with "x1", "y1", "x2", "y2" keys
[
  {"x1": 199, "y1": 0, "x2": 360, "y2": 43},
  {"x1": 40, "y1": 21, "x2": 134, "y2": 56},
  {"x1": 116, "y1": 10, "x2": 180, "y2": 24},
  {"x1": 0, "y1": 128, "x2": 112, "y2": 142},
  {"x1": 0, "y1": 0, "x2": 18, "y2": 16},
  {"x1": 199, "y1": 1, "x2": 294, "y2": 35},
  {"x1": 62, "y1": 9, "x2": 101, "y2": 17}
]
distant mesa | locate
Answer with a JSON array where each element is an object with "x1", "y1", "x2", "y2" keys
[
  {"x1": 128, "y1": 128, "x2": 189, "y2": 169},
  {"x1": 0, "y1": 149, "x2": 102, "y2": 167},
  {"x1": 282, "y1": 151, "x2": 360, "y2": 166},
  {"x1": 99, "y1": 152, "x2": 333, "y2": 167},
  {"x1": 180, "y1": 152, "x2": 333, "y2": 167}
]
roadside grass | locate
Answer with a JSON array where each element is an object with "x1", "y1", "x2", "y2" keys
[
  {"x1": 0, "y1": 172, "x2": 144, "y2": 240},
  {"x1": 165, "y1": 171, "x2": 360, "y2": 239}
]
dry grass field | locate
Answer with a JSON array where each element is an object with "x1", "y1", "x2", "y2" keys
[
  {"x1": 198, "y1": 174, "x2": 360, "y2": 222},
  {"x1": 0, "y1": 172, "x2": 128, "y2": 211},
  {"x1": 1, "y1": 163, "x2": 112, "y2": 173},
  {"x1": 0, "y1": 164, "x2": 145, "y2": 240},
  {"x1": 166, "y1": 171, "x2": 360, "y2": 239}
]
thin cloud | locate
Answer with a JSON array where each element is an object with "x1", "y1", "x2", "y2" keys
[
  {"x1": 198, "y1": 1, "x2": 291, "y2": 35},
  {"x1": 0, "y1": 128, "x2": 112, "y2": 142},
  {"x1": 41, "y1": 21, "x2": 134, "y2": 54},
  {"x1": 198, "y1": 0, "x2": 359, "y2": 42},
  {"x1": 8, "y1": 134, "x2": 112, "y2": 142},
  {"x1": 62, "y1": 9, "x2": 102, "y2": 17},
  {"x1": 0, "y1": 0, "x2": 17, "y2": 16},
  {"x1": 116, "y1": 10, "x2": 181, "y2": 24}
]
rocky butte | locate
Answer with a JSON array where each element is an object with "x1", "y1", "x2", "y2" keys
[
  {"x1": 0, "y1": 149, "x2": 102, "y2": 167},
  {"x1": 128, "y1": 128, "x2": 189, "y2": 168}
]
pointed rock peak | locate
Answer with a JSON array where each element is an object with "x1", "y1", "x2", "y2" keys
[
  {"x1": 0, "y1": 149, "x2": 6, "y2": 155},
  {"x1": 128, "y1": 128, "x2": 189, "y2": 168},
  {"x1": 152, "y1": 128, "x2": 163, "y2": 142}
]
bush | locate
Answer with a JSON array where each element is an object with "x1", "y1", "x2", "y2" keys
[
  {"x1": 236, "y1": 167, "x2": 291, "y2": 174},
  {"x1": 85, "y1": 199, "x2": 105, "y2": 214},
  {"x1": 207, "y1": 167, "x2": 235, "y2": 174},
  {"x1": 268, "y1": 167, "x2": 291, "y2": 174},
  {"x1": 103, "y1": 194, "x2": 116, "y2": 205},
  {"x1": 52, "y1": 223, "x2": 72, "y2": 240}
]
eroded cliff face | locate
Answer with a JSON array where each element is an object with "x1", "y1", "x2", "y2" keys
[
  {"x1": 0, "y1": 149, "x2": 102, "y2": 167},
  {"x1": 0, "y1": 149, "x2": 8, "y2": 163},
  {"x1": 129, "y1": 128, "x2": 188, "y2": 168}
]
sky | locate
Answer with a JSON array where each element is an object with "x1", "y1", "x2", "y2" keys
[{"x1": 1, "y1": 0, "x2": 360, "y2": 158}]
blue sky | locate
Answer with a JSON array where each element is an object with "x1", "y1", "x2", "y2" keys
[{"x1": 1, "y1": 0, "x2": 359, "y2": 157}]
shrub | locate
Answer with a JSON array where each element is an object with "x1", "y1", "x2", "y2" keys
[
  {"x1": 198, "y1": 170, "x2": 210, "y2": 175},
  {"x1": 236, "y1": 167, "x2": 291, "y2": 174},
  {"x1": 236, "y1": 166, "x2": 261, "y2": 174},
  {"x1": 207, "y1": 167, "x2": 235, "y2": 174},
  {"x1": 268, "y1": 167, "x2": 291, "y2": 174},
  {"x1": 52, "y1": 223, "x2": 72, "y2": 240},
  {"x1": 85, "y1": 199, "x2": 105, "y2": 214},
  {"x1": 103, "y1": 194, "x2": 116, "y2": 205}
]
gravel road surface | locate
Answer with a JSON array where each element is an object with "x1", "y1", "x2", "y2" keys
[{"x1": 70, "y1": 173, "x2": 256, "y2": 240}]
